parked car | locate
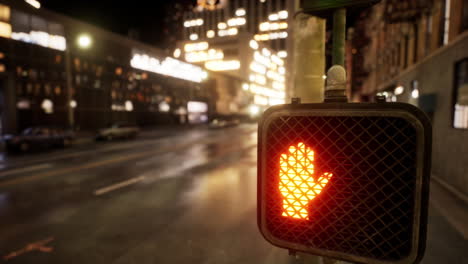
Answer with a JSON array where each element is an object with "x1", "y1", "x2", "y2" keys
[
  {"x1": 96, "y1": 122, "x2": 140, "y2": 141},
  {"x1": 208, "y1": 118, "x2": 240, "y2": 129},
  {"x1": 3, "y1": 126, "x2": 75, "y2": 153}
]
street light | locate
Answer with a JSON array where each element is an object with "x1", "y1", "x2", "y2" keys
[{"x1": 77, "y1": 34, "x2": 92, "y2": 49}]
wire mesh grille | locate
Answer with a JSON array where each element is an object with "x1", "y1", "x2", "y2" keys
[{"x1": 263, "y1": 115, "x2": 417, "y2": 260}]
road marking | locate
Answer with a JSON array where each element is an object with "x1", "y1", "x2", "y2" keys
[
  {"x1": 94, "y1": 176, "x2": 145, "y2": 196},
  {"x1": 0, "y1": 164, "x2": 53, "y2": 178},
  {"x1": 3, "y1": 237, "x2": 54, "y2": 261}
]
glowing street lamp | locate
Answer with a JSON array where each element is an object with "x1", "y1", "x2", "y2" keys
[{"x1": 77, "y1": 34, "x2": 92, "y2": 49}]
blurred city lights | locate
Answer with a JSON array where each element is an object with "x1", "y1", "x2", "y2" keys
[
  {"x1": 189, "y1": 33, "x2": 199, "y2": 40},
  {"x1": 41, "y1": 99, "x2": 53, "y2": 114},
  {"x1": 184, "y1": 18, "x2": 203, "y2": 28},
  {"x1": 249, "y1": 40, "x2": 259, "y2": 50},
  {"x1": 235, "y1": 8, "x2": 246, "y2": 16},
  {"x1": 242, "y1": 83, "x2": 250, "y2": 91},
  {"x1": 184, "y1": 42, "x2": 209, "y2": 52},
  {"x1": 278, "y1": 51, "x2": 287, "y2": 58},
  {"x1": 25, "y1": 0, "x2": 41, "y2": 9},
  {"x1": 395, "y1": 85, "x2": 405, "y2": 95},
  {"x1": 206, "y1": 30, "x2": 215, "y2": 38},
  {"x1": 173, "y1": 48, "x2": 181, "y2": 58},
  {"x1": 412, "y1": 89, "x2": 419, "y2": 99},
  {"x1": 77, "y1": 34, "x2": 92, "y2": 49},
  {"x1": 249, "y1": 105, "x2": 260, "y2": 116},
  {"x1": 70, "y1": 100, "x2": 77, "y2": 108},
  {"x1": 205, "y1": 60, "x2": 240, "y2": 71},
  {"x1": 130, "y1": 53, "x2": 207, "y2": 83},
  {"x1": 217, "y1": 22, "x2": 227, "y2": 30},
  {"x1": 125, "y1": 100, "x2": 133, "y2": 112}
]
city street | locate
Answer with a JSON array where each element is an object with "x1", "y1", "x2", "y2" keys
[{"x1": 0, "y1": 124, "x2": 466, "y2": 264}]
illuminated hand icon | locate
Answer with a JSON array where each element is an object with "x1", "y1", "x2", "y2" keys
[{"x1": 279, "y1": 142, "x2": 333, "y2": 220}]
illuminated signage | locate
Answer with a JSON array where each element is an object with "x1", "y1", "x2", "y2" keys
[
  {"x1": 130, "y1": 53, "x2": 207, "y2": 83},
  {"x1": 279, "y1": 142, "x2": 332, "y2": 220},
  {"x1": 11, "y1": 31, "x2": 66, "y2": 51},
  {"x1": 205, "y1": 60, "x2": 240, "y2": 71}
]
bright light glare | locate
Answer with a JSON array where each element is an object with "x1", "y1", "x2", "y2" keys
[
  {"x1": 242, "y1": 83, "x2": 249, "y2": 91},
  {"x1": 77, "y1": 34, "x2": 92, "y2": 49},
  {"x1": 249, "y1": 105, "x2": 260, "y2": 116},
  {"x1": 278, "y1": 51, "x2": 287, "y2": 58},
  {"x1": 279, "y1": 142, "x2": 333, "y2": 220},
  {"x1": 131, "y1": 53, "x2": 207, "y2": 83},
  {"x1": 189, "y1": 33, "x2": 199, "y2": 40},
  {"x1": 173, "y1": 48, "x2": 181, "y2": 58},
  {"x1": 70, "y1": 100, "x2": 77, "y2": 108},
  {"x1": 206, "y1": 30, "x2": 215, "y2": 38},
  {"x1": 25, "y1": 0, "x2": 40, "y2": 9},
  {"x1": 125, "y1": 100, "x2": 133, "y2": 112},
  {"x1": 249, "y1": 40, "x2": 259, "y2": 50},
  {"x1": 204, "y1": 60, "x2": 240, "y2": 71},
  {"x1": 235, "y1": 8, "x2": 246, "y2": 16},
  {"x1": 394, "y1": 85, "x2": 405, "y2": 95},
  {"x1": 412, "y1": 89, "x2": 419, "y2": 99}
]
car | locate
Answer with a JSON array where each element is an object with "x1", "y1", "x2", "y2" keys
[
  {"x1": 208, "y1": 118, "x2": 240, "y2": 129},
  {"x1": 96, "y1": 122, "x2": 140, "y2": 141},
  {"x1": 3, "y1": 126, "x2": 75, "y2": 153}
]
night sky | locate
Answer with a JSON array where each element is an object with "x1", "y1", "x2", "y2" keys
[{"x1": 41, "y1": 0, "x2": 196, "y2": 48}]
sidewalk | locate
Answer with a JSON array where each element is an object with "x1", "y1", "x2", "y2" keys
[{"x1": 430, "y1": 176, "x2": 468, "y2": 240}]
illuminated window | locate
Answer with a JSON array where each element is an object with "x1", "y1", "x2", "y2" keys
[
  {"x1": 189, "y1": 33, "x2": 198, "y2": 40},
  {"x1": 454, "y1": 58, "x2": 468, "y2": 128},
  {"x1": 206, "y1": 30, "x2": 215, "y2": 38},
  {"x1": 41, "y1": 99, "x2": 54, "y2": 114},
  {"x1": 0, "y1": 4, "x2": 11, "y2": 22},
  {"x1": 279, "y1": 142, "x2": 333, "y2": 220},
  {"x1": 235, "y1": 8, "x2": 246, "y2": 16},
  {"x1": 0, "y1": 21, "x2": 11, "y2": 38}
]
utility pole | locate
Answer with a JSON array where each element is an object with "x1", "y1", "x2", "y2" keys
[
  {"x1": 65, "y1": 40, "x2": 74, "y2": 129},
  {"x1": 292, "y1": 1, "x2": 326, "y2": 103}
]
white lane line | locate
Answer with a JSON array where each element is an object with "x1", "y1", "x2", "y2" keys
[
  {"x1": 94, "y1": 176, "x2": 145, "y2": 196},
  {"x1": 0, "y1": 164, "x2": 53, "y2": 178}
]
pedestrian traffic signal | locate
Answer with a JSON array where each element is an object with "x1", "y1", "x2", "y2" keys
[{"x1": 258, "y1": 102, "x2": 431, "y2": 264}]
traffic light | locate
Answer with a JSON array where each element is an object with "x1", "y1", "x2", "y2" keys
[{"x1": 258, "y1": 102, "x2": 431, "y2": 264}]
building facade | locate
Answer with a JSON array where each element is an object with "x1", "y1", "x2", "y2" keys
[
  {"x1": 176, "y1": 0, "x2": 294, "y2": 114},
  {"x1": 0, "y1": 0, "x2": 220, "y2": 134},
  {"x1": 349, "y1": 0, "x2": 468, "y2": 197}
]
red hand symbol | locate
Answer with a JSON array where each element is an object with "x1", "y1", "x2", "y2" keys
[{"x1": 279, "y1": 142, "x2": 333, "y2": 220}]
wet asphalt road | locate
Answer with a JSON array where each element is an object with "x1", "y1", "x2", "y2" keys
[{"x1": 0, "y1": 124, "x2": 466, "y2": 264}]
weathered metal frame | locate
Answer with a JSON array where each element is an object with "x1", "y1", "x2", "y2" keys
[{"x1": 257, "y1": 102, "x2": 432, "y2": 264}]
